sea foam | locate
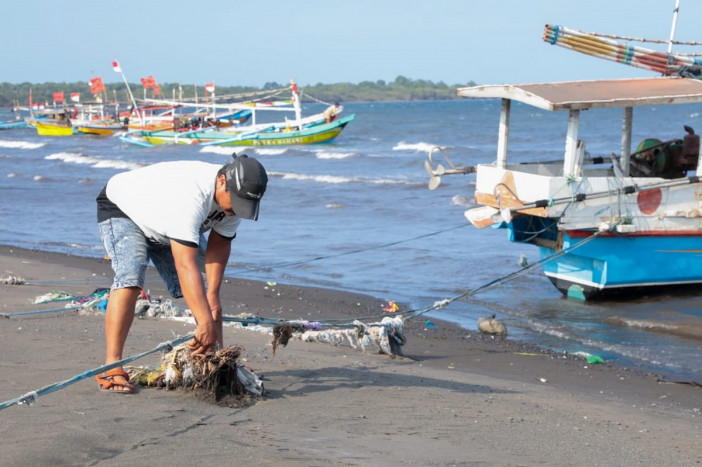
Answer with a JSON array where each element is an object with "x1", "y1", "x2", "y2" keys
[
  {"x1": 278, "y1": 171, "x2": 407, "y2": 185},
  {"x1": 393, "y1": 141, "x2": 442, "y2": 153},
  {"x1": 315, "y1": 151, "x2": 355, "y2": 160},
  {"x1": 0, "y1": 139, "x2": 46, "y2": 150},
  {"x1": 45, "y1": 152, "x2": 144, "y2": 170}
]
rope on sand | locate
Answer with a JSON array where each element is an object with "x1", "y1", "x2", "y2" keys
[
  {"x1": 401, "y1": 228, "x2": 609, "y2": 320},
  {"x1": 0, "y1": 333, "x2": 194, "y2": 411},
  {"x1": 1, "y1": 305, "x2": 83, "y2": 318}
]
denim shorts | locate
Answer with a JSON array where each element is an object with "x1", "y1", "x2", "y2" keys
[{"x1": 98, "y1": 217, "x2": 206, "y2": 298}]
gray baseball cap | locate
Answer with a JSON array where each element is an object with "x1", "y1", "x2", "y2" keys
[{"x1": 224, "y1": 154, "x2": 268, "y2": 221}]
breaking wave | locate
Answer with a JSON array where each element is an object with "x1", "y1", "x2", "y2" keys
[
  {"x1": 275, "y1": 171, "x2": 410, "y2": 185},
  {"x1": 393, "y1": 141, "x2": 444, "y2": 153},
  {"x1": 255, "y1": 148, "x2": 288, "y2": 156},
  {"x1": 607, "y1": 316, "x2": 702, "y2": 341},
  {"x1": 315, "y1": 151, "x2": 355, "y2": 160},
  {"x1": 199, "y1": 146, "x2": 252, "y2": 156},
  {"x1": 45, "y1": 152, "x2": 144, "y2": 170},
  {"x1": 0, "y1": 139, "x2": 46, "y2": 150}
]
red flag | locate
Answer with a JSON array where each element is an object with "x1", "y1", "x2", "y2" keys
[
  {"x1": 112, "y1": 60, "x2": 121, "y2": 73},
  {"x1": 52, "y1": 91, "x2": 64, "y2": 103},
  {"x1": 89, "y1": 77, "x2": 105, "y2": 94},
  {"x1": 141, "y1": 76, "x2": 156, "y2": 89},
  {"x1": 205, "y1": 83, "x2": 215, "y2": 94},
  {"x1": 153, "y1": 84, "x2": 161, "y2": 96},
  {"x1": 70, "y1": 92, "x2": 80, "y2": 103}
]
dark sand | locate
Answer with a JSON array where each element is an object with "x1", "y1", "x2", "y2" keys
[{"x1": 0, "y1": 245, "x2": 700, "y2": 466}]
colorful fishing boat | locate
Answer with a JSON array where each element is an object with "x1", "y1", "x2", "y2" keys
[
  {"x1": 74, "y1": 121, "x2": 125, "y2": 136},
  {"x1": 120, "y1": 80, "x2": 354, "y2": 147},
  {"x1": 122, "y1": 113, "x2": 355, "y2": 147},
  {"x1": 70, "y1": 101, "x2": 126, "y2": 136},
  {"x1": 28, "y1": 113, "x2": 74, "y2": 136},
  {"x1": 425, "y1": 19, "x2": 702, "y2": 299},
  {"x1": 33, "y1": 119, "x2": 73, "y2": 136}
]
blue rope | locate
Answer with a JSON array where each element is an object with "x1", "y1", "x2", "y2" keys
[
  {"x1": 1, "y1": 305, "x2": 83, "y2": 318},
  {"x1": 0, "y1": 333, "x2": 194, "y2": 411}
]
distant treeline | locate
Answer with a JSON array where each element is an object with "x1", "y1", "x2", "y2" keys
[{"x1": 0, "y1": 76, "x2": 476, "y2": 107}]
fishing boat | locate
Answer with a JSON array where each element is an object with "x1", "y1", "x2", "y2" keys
[
  {"x1": 74, "y1": 120, "x2": 124, "y2": 136},
  {"x1": 71, "y1": 101, "x2": 126, "y2": 136},
  {"x1": 33, "y1": 119, "x2": 73, "y2": 136},
  {"x1": 0, "y1": 119, "x2": 28, "y2": 130},
  {"x1": 425, "y1": 19, "x2": 702, "y2": 299},
  {"x1": 123, "y1": 113, "x2": 355, "y2": 147},
  {"x1": 120, "y1": 81, "x2": 354, "y2": 147},
  {"x1": 27, "y1": 110, "x2": 74, "y2": 136},
  {"x1": 1, "y1": 103, "x2": 29, "y2": 129}
]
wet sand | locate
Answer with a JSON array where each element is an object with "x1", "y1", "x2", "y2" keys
[{"x1": 0, "y1": 245, "x2": 700, "y2": 466}]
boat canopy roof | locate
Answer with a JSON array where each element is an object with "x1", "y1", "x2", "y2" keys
[{"x1": 457, "y1": 77, "x2": 702, "y2": 111}]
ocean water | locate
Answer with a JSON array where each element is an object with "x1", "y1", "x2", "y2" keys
[{"x1": 1, "y1": 101, "x2": 701, "y2": 380}]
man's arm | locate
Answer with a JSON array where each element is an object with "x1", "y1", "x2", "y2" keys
[
  {"x1": 170, "y1": 240, "x2": 217, "y2": 354},
  {"x1": 204, "y1": 230, "x2": 232, "y2": 347}
]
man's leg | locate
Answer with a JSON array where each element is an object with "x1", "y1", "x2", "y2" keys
[
  {"x1": 105, "y1": 286, "x2": 140, "y2": 363},
  {"x1": 98, "y1": 217, "x2": 149, "y2": 392}
]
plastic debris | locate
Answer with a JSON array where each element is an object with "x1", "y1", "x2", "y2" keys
[
  {"x1": 382, "y1": 301, "x2": 399, "y2": 312},
  {"x1": 586, "y1": 355, "x2": 606, "y2": 364},
  {"x1": 33, "y1": 291, "x2": 74, "y2": 304},
  {"x1": 0, "y1": 275, "x2": 25, "y2": 285},
  {"x1": 128, "y1": 344, "x2": 263, "y2": 407},
  {"x1": 433, "y1": 299, "x2": 450, "y2": 309},
  {"x1": 573, "y1": 351, "x2": 606, "y2": 364},
  {"x1": 518, "y1": 254, "x2": 529, "y2": 268},
  {"x1": 425, "y1": 320, "x2": 438, "y2": 329}
]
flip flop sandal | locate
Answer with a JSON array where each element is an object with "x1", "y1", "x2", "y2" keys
[{"x1": 95, "y1": 368, "x2": 134, "y2": 394}]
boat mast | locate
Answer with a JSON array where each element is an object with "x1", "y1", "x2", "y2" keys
[
  {"x1": 112, "y1": 59, "x2": 143, "y2": 125},
  {"x1": 291, "y1": 80, "x2": 302, "y2": 129}
]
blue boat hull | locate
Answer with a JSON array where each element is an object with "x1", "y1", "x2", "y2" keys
[
  {"x1": 0, "y1": 120, "x2": 28, "y2": 130},
  {"x1": 506, "y1": 219, "x2": 702, "y2": 298}
]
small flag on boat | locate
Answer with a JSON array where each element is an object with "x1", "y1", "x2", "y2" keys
[
  {"x1": 70, "y1": 92, "x2": 80, "y2": 103},
  {"x1": 205, "y1": 82, "x2": 215, "y2": 94},
  {"x1": 141, "y1": 76, "x2": 157, "y2": 89},
  {"x1": 52, "y1": 91, "x2": 64, "y2": 103},
  {"x1": 89, "y1": 77, "x2": 105, "y2": 94},
  {"x1": 112, "y1": 60, "x2": 122, "y2": 73}
]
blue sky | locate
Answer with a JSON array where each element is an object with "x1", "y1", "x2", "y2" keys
[{"x1": 4, "y1": 0, "x2": 700, "y2": 87}]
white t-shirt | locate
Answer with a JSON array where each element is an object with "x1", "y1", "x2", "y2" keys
[{"x1": 106, "y1": 161, "x2": 241, "y2": 246}]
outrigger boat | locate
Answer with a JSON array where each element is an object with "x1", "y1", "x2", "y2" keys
[
  {"x1": 72, "y1": 102, "x2": 126, "y2": 136},
  {"x1": 27, "y1": 109, "x2": 74, "y2": 136},
  {"x1": 120, "y1": 82, "x2": 355, "y2": 147},
  {"x1": 125, "y1": 113, "x2": 355, "y2": 147},
  {"x1": 0, "y1": 104, "x2": 28, "y2": 130},
  {"x1": 425, "y1": 19, "x2": 702, "y2": 299},
  {"x1": 0, "y1": 119, "x2": 28, "y2": 130}
]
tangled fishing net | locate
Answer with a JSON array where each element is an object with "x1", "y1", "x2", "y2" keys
[{"x1": 127, "y1": 344, "x2": 264, "y2": 407}]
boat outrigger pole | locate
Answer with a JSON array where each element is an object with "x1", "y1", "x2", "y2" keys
[{"x1": 668, "y1": 0, "x2": 680, "y2": 58}]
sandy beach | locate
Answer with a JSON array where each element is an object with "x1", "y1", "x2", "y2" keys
[{"x1": 0, "y1": 245, "x2": 700, "y2": 466}]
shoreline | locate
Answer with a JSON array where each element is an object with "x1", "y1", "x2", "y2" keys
[{"x1": 1, "y1": 245, "x2": 701, "y2": 465}]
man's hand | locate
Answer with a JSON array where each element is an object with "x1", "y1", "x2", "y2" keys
[
  {"x1": 208, "y1": 294, "x2": 224, "y2": 348},
  {"x1": 189, "y1": 320, "x2": 217, "y2": 355},
  {"x1": 170, "y1": 239, "x2": 219, "y2": 356}
]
